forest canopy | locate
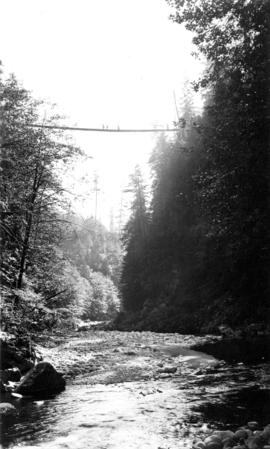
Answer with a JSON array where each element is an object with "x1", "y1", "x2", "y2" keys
[
  {"x1": 118, "y1": 0, "x2": 270, "y2": 333},
  {"x1": 1, "y1": 0, "x2": 269, "y2": 337},
  {"x1": 0, "y1": 72, "x2": 122, "y2": 335}
]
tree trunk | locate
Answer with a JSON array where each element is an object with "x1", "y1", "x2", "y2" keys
[
  {"x1": 16, "y1": 164, "x2": 40, "y2": 289},
  {"x1": 17, "y1": 210, "x2": 34, "y2": 289}
]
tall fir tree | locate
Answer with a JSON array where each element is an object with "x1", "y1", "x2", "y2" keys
[{"x1": 120, "y1": 166, "x2": 150, "y2": 312}]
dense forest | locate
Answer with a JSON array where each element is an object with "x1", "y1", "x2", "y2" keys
[
  {"x1": 118, "y1": 0, "x2": 270, "y2": 334},
  {"x1": 1, "y1": 0, "x2": 269, "y2": 338},
  {"x1": 0, "y1": 72, "x2": 122, "y2": 336}
]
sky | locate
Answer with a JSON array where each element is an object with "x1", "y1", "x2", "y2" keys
[{"x1": 0, "y1": 0, "x2": 204, "y2": 228}]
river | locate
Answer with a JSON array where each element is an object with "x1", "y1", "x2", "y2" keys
[{"x1": 1, "y1": 331, "x2": 270, "y2": 448}]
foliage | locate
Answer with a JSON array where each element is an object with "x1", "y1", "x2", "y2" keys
[
  {"x1": 0, "y1": 72, "x2": 122, "y2": 333},
  {"x1": 118, "y1": 1, "x2": 270, "y2": 333},
  {"x1": 82, "y1": 270, "x2": 120, "y2": 320},
  {"x1": 0, "y1": 282, "x2": 56, "y2": 336},
  {"x1": 120, "y1": 166, "x2": 150, "y2": 312},
  {"x1": 169, "y1": 0, "x2": 270, "y2": 315},
  {"x1": 0, "y1": 74, "x2": 81, "y2": 290},
  {"x1": 61, "y1": 214, "x2": 122, "y2": 287}
]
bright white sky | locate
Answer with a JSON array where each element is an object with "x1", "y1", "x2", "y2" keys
[{"x1": 0, "y1": 0, "x2": 204, "y2": 228}]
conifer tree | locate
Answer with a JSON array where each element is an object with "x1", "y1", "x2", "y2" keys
[{"x1": 120, "y1": 166, "x2": 149, "y2": 312}]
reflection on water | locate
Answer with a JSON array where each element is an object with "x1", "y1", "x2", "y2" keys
[
  {"x1": 195, "y1": 387, "x2": 270, "y2": 428},
  {"x1": 191, "y1": 337, "x2": 270, "y2": 364},
  {"x1": 1, "y1": 341, "x2": 270, "y2": 448}
]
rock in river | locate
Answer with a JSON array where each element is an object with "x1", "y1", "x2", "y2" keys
[
  {"x1": 193, "y1": 423, "x2": 270, "y2": 449},
  {"x1": 0, "y1": 403, "x2": 16, "y2": 415},
  {"x1": 157, "y1": 365, "x2": 177, "y2": 374},
  {"x1": 15, "y1": 362, "x2": 66, "y2": 396}
]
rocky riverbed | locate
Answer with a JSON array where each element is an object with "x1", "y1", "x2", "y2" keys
[
  {"x1": 34, "y1": 330, "x2": 222, "y2": 382},
  {"x1": 1, "y1": 330, "x2": 270, "y2": 448}
]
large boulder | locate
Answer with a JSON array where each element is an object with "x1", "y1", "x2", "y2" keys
[
  {"x1": 0, "y1": 403, "x2": 16, "y2": 415},
  {"x1": 15, "y1": 362, "x2": 66, "y2": 396}
]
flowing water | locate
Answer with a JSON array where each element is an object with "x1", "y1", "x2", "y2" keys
[{"x1": 1, "y1": 332, "x2": 270, "y2": 449}]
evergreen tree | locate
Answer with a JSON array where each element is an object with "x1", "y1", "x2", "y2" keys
[
  {"x1": 120, "y1": 166, "x2": 150, "y2": 312},
  {"x1": 118, "y1": 0, "x2": 269, "y2": 332},
  {"x1": 168, "y1": 0, "x2": 270, "y2": 321}
]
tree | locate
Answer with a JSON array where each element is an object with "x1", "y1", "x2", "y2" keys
[
  {"x1": 60, "y1": 214, "x2": 123, "y2": 287},
  {"x1": 82, "y1": 270, "x2": 120, "y2": 320},
  {"x1": 144, "y1": 124, "x2": 203, "y2": 326},
  {"x1": 117, "y1": 1, "x2": 269, "y2": 332},
  {"x1": 168, "y1": 0, "x2": 270, "y2": 319},
  {"x1": 120, "y1": 166, "x2": 150, "y2": 312},
  {"x1": 0, "y1": 71, "x2": 122, "y2": 334},
  {"x1": 0, "y1": 74, "x2": 80, "y2": 291}
]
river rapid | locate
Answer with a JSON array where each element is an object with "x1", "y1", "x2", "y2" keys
[{"x1": 1, "y1": 331, "x2": 270, "y2": 449}]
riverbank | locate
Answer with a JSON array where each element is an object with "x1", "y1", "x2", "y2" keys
[
  {"x1": 1, "y1": 330, "x2": 270, "y2": 448},
  {"x1": 33, "y1": 330, "x2": 222, "y2": 382}
]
